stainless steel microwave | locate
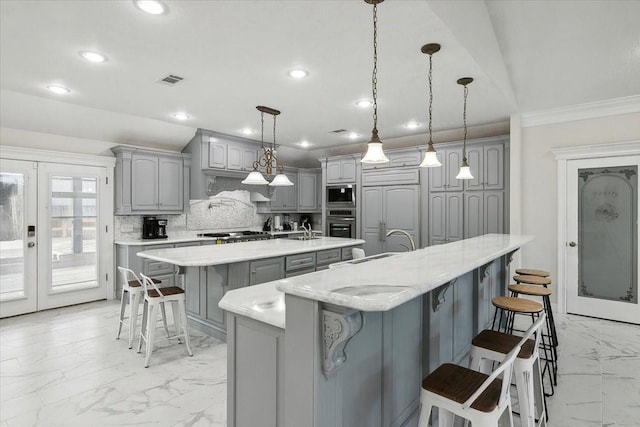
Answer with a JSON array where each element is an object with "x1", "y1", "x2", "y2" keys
[{"x1": 326, "y1": 185, "x2": 355, "y2": 207}]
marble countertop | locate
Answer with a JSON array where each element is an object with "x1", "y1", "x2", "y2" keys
[
  {"x1": 219, "y1": 234, "x2": 533, "y2": 327},
  {"x1": 115, "y1": 229, "x2": 323, "y2": 246},
  {"x1": 136, "y1": 236, "x2": 366, "y2": 266}
]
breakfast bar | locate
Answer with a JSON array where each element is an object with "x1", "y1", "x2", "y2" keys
[{"x1": 219, "y1": 234, "x2": 533, "y2": 427}]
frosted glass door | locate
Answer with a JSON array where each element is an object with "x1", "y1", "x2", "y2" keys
[{"x1": 567, "y1": 156, "x2": 640, "y2": 324}]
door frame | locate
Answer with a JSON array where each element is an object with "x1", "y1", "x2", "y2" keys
[
  {"x1": 553, "y1": 140, "x2": 640, "y2": 314},
  {"x1": 0, "y1": 146, "x2": 116, "y2": 301}
]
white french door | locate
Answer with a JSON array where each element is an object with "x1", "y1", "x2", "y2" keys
[
  {"x1": 0, "y1": 160, "x2": 110, "y2": 317},
  {"x1": 566, "y1": 155, "x2": 640, "y2": 324},
  {"x1": 0, "y1": 159, "x2": 38, "y2": 317}
]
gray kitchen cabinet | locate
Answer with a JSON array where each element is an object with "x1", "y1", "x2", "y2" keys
[
  {"x1": 208, "y1": 141, "x2": 227, "y2": 169},
  {"x1": 464, "y1": 190, "x2": 505, "y2": 239},
  {"x1": 362, "y1": 185, "x2": 420, "y2": 255},
  {"x1": 115, "y1": 243, "x2": 178, "y2": 297},
  {"x1": 465, "y1": 143, "x2": 504, "y2": 191},
  {"x1": 249, "y1": 257, "x2": 285, "y2": 285},
  {"x1": 326, "y1": 157, "x2": 356, "y2": 184},
  {"x1": 228, "y1": 145, "x2": 259, "y2": 172},
  {"x1": 362, "y1": 148, "x2": 422, "y2": 170},
  {"x1": 297, "y1": 169, "x2": 319, "y2": 212},
  {"x1": 270, "y1": 172, "x2": 298, "y2": 212},
  {"x1": 429, "y1": 192, "x2": 463, "y2": 245},
  {"x1": 113, "y1": 146, "x2": 189, "y2": 214},
  {"x1": 429, "y1": 148, "x2": 464, "y2": 192}
]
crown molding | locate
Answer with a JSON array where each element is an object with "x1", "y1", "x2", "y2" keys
[
  {"x1": 551, "y1": 140, "x2": 640, "y2": 160},
  {"x1": 0, "y1": 145, "x2": 115, "y2": 167},
  {"x1": 521, "y1": 95, "x2": 640, "y2": 128}
]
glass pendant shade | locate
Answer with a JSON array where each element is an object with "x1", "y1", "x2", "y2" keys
[
  {"x1": 455, "y1": 161, "x2": 474, "y2": 180},
  {"x1": 361, "y1": 142, "x2": 389, "y2": 164},
  {"x1": 419, "y1": 145, "x2": 442, "y2": 167},
  {"x1": 242, "y1": 170, "x2": 269, "y2": 185},
  {"x1": 269, "y1": 173, "x2": 294, "y2": 186}
]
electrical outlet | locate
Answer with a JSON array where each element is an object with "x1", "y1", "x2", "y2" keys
[{"x1": 121, "y1": 224, "x2": 134, "y2": 233}]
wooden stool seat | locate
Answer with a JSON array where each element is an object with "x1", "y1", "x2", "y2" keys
[
  {"x1": 492, "y1": 296, "x2": 543, "y2": 314},
  {"x1": 513, "y1": 275, "x2": 552, "y2": 286},
  {"x1": 127, "y1": 277, "x2": 160, "y2": 288},
  {"x1": 472, "y1": 330, "x2": 536, "y2": 360},
  {"x1": 515, "y1": 268, "x2": 550, "y2": 277},
  {"x1": 422, "y1": 364, "x2": 502, "y2": 413},
  {"x1": 148, "y1": 286, "x2": 185, "y2": 298},
  {"x1": 508, "y1": 284, "x2": 552, "y2": 297}
]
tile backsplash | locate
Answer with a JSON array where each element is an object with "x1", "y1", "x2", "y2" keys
[{"x1": 114, "y1": 190, "x2": 270, "y2": 240}]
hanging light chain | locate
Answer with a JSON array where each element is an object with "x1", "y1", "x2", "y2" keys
[
  {"x1": 462, "y1": 84, "x2": 468, "y2": 160},
  {"x1": 427, "y1": 52, "x2": 433, "y2": 144},
  {"x1": 260, "y1": 111, "x2": 265, "y2": 149},
  {"x1": 371, "y1": 1, "x2": 378, "y2": 133}
]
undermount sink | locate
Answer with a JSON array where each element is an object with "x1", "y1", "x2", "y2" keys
[{"x1": 289, "y1": 236, "x2": 319, "y2": 241}]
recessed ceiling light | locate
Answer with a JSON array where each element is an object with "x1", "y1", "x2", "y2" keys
[
  {"x1": 288, "y1": 69, "x2": 309, "y2": 79},
  {"x1": 240, "y1": 128, "x2": 255, "y2": 135},
  {"x1": 79, "y1": 51, "x2": 107, "y2": 63},
  {"x1": 355, "y1": 99, "x2": 372, "y2": 108},
  {"x1": 404, "y1": 122, "x2": 421, "y2": 129},
  {"x1": 299, "y1": 140, "x2": 311, "y2": 148},
  {"x1": 46, "y1": 85, "x2": 70, "y2": 95},
  {"x1": 346, "y1": 132, "x2": 360, "y2": 139},
  {"x1": 134, "y1": 0, "x2": 166, "y2": 15},
  {"x1": 173, "y1": 112, "x2": 190, "y2": 121}
]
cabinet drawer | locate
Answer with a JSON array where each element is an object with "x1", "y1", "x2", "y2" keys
[
  {"x1": 285, "y1": 267, "x2": 315, "y2": 278},
  {"x1": 143, "y1": 258, "x2": 175, "y2": 276},
  {"x1": 152, "y1": 273, "x2": 175, "y2": 288},
  {"x1": 286, "y1": 252, "x2": 316, "y2": 271},
  {"x1": 315, "y1": 248, "x2": 341, "y2": 266}
]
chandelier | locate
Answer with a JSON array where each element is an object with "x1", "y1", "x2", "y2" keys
[{"x1": 242, "y1": 105, "x2": 294, "y2": 186}]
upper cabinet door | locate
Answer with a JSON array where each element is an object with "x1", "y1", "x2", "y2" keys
[
  {"x1": 445, "y1": 149, "x2": 464, "y2": 192},
  {"x1": 158, "y1": 157, "x2": 183, "y2": 211},
  {"x1": 298, "y1": 172, "x2": 318, "y2": 211},
  {"x1": 131, "y1": 153, "x2": 159, "y2": 211},
  {"x1": 227, "y1": 145, "x2": 243, "y2": 171},
  {"x1": 340, "y1": 159, "x2": 356, "y2": 182},
  {"x1": 243, "y1": 148, "x2": 258, "y2": 172},
  {"x1": 428, "y1": 152, "x2": 446, "y2": 192},
  {"x1": 208, "y1": 142, "x2": 226, "y2": 169},
  {"x1": 483, "y1": 144, "x2": 504, "y2": 190},
  {"x1": 464, "y1": 146, "x2": 484, "y2": 191},
  {"x1": 326, "y1": 161, "x2": 342, "y2": 183}
]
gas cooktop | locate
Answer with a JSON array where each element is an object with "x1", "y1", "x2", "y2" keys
[{"x1": 197, "y1": 230, "x2": 272, "y2": 243}]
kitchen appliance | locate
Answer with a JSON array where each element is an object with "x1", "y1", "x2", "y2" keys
[
  {"x1": 327, "y1": 185, "x2": 356, "y2": 208},
  {"x1": 273, "y1": 215, "x2": 282, "y2": 231},
  {"x1": 299, "y1": 214, "x2": 312, "y2": 230},
  {"x1": 262, "y1": 217, "x2": 272, "y2": 231},
  {"x1": 142, "y1": 217, "x2": 168, "y2": 239},
  {"x1": 197, "y1": 230, "x2": 273, "y2": 244},
  {"x1": 326, "y1": 209, "x2": 356, "y2": 239}
]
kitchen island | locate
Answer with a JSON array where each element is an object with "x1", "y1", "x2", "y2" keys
[
  {"x1": 137, "y1": 236, "x2": 364, "y2": 339},
  {"x1": 219, "y1": 234, "x2": 533, "y2": 427}
]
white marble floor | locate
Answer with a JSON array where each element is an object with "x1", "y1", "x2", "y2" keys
[{"x1": 1, "y1": 300, "x2": 638, "y2": 426}]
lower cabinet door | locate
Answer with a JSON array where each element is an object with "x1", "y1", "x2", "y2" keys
[{"x1": 250, "y1": 258, "x2": 285, "y2": 285}]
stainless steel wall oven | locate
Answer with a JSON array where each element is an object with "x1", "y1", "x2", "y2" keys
[{"x1": 326, "y1": 209, "x2": 356, "y2": 239}]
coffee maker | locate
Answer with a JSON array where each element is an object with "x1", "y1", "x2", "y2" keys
[{"x1": 142, "y1": 217, "x2": 168, "y2": 239}]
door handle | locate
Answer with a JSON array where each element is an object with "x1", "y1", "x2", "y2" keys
[
  {"x1": 569, "y1": 241, "x2": 577, "y2": 247},
  {"x1": 28, "y1": 242, "x2": 35, "y2": 248},
  {"x1": 379, "y1": 222, "x2": 384, "y2": 242}
]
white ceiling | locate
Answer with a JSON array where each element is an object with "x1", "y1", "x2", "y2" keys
[{"x1": 1, "y1": 0, "x2": 639, "y2": 155}]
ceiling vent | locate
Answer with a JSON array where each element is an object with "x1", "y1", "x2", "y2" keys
[
  {"x1": 158, "y1": 74, "x2": 184, "y2": 86},
  {"x1": 330, "y1": 129, "x2": 347, "y2": 133}
]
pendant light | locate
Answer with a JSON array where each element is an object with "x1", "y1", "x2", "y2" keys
[
  {"x1": 419, "y1": 43, "x2": 442, "y2": 168},
  {"x1": 242, "y1": 106, "x2": 293, "y2": 186},
  {"x1": 361, "y1": 0, "x2": 389, "y2": 164},
  {"x1": 455, "y1": 77, "x2": 474, "y2": 180}
]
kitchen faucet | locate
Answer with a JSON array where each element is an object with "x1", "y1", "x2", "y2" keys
[
  {"x1": 302, "y1": 223, "x2": 314, "y2": 240},
  {"x1": 385, "y1": 229, "x2": 416, "y2": 251}
]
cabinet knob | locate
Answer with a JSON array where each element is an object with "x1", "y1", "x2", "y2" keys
[
  {"x1": 569, "y1": 241, "x2": 577, "y2": 247},
  {"x1": 251, "y1": 270, "x2": 256, "y2": 275}
]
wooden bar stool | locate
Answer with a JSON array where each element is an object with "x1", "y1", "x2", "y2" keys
[
  {"x1": 509, "y1": 284, "x2": 558, "y2": 388},
  {"x1": 515, "y1": 269, "x2": 550, "y2": 278},
  {"x1": 418, "y1": 343, "x2": 522, "y2": 427},
  {"x1": 513, "y1": 274, "x2": 558, "y2": 348},
  {"x1": 471, "y1": 314, "x2": 548, "y2": 427},
  {"x1": 138, "y1": 273, "x2": 193, "y2": 367},
  {"x1": 513, "y1": 275, "x2": 552, "y2": 287},
  {"x1": 116, "y1": 267, "x2": 170, "y2": 349}
]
